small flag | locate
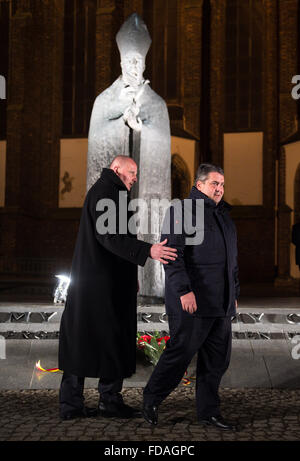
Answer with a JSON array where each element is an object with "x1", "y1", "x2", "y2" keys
[{"x1": 35, "y1": 360, "x2": 61, "y2": 373}]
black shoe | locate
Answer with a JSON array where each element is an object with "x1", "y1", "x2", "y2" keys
[
  {"x1": 198, "y1": 415, "x2": 238, "y2": 431},
  {"x1": 143, "y1": 404, "x2": 158, "y2": 425},
  {"x1": 60, "y1": 406, "x2": 99, "y2": 421},
  {"x1": 99, "y1": 400, "x2": 142, "y2": 419}
]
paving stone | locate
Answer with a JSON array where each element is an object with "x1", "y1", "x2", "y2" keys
[{"x1": 0, "y1": 387, "x2": 300, "y2": 441}]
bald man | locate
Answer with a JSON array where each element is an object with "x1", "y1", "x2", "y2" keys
[{"x1": 58, "y1": 156, "x2": 177, "y2": 420}]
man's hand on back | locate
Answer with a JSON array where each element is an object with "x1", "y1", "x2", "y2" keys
[{"x1": 150, "y1": 239, "x2": 177, "y2": 264}]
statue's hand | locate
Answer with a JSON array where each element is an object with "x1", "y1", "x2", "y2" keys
[
  {"x1": 123, "y1": 103, "x2": 142, "y2": 131},
  {"x1": 133, "y1": 117, "x2": 142, "y2": 132},
  {"x1": 125, "y1": 113, "x2": 142, "y2": 132},
  {"x1": 127, "y1": 101, "x2": 141, "y2": 117}
]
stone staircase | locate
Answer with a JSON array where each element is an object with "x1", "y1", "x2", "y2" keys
[{"x1": 0, "y1": 300, "x2": 300, "y2": 339}]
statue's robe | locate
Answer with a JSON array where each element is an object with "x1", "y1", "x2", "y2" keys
[{"x1": 87, "y1": 77, "x2": 171, "y2": 298}]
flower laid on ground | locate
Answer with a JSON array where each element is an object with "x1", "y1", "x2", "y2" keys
[
  {"x1": 136, "y1": 332, "x2": 196, "y2": 386},
  {"x1": 137, "y1": 332, "x2": 170, "y2": 366}
]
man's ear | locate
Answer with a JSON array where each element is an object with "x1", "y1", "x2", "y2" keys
[{"x1": 112, "y1": 166, "x2": 119, "y2": 176}]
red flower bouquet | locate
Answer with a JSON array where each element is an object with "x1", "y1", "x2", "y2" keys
[{"x1": 137, "y1": 332, "x2": 170, "y2": 366}]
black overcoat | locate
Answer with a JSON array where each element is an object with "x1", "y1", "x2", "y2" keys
[
  {"x1": 58, "y1": 169, "x2": 151, "y2": 379},
  {"x1": 161, "y1": 187, "x2": 240, "y2": 318},
  {"x1": 292, "y1": 222, "x2": 300, "y2": 267}
]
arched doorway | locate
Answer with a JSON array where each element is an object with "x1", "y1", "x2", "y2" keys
[{"x1": 171, "y1": 153, "x2": 191, "y2": 200}]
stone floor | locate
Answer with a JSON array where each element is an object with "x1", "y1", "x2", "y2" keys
[
  {"x1": 0, "y1": 386, "x2": 300, "y2": 441},
  {"x1": 1, "y1": 339, "x2": 300, "y2": 390},
  {"x1": 1, "y1": 294, "x2": 300, "y2": 443}
]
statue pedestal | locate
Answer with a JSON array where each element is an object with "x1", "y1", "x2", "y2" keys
[{"x1": 137, "y1": 295, "x2": 164, "y2": 305}]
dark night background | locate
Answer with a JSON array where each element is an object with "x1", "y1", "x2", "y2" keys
[{"x1": 0, "y1": 0, "x2": 299, "y2": 299}]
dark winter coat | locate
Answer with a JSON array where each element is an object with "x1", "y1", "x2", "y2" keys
[
  {"x1": 292, "y1": 222, "x2": 300, "y2": 267},
  {"x1": 161, "y1": 187, "x2": 240, "y2": 318},
  {"x1": 58, "y1": 168, "x2": 151, "y2": 379}
]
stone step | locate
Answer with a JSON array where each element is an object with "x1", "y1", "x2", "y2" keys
[
  {"x1": 1, "y1": 300, "x2": 300, "y2": 336},
  {"x1": 1, "y1": 323, "x2": 300, "y2": 335}
]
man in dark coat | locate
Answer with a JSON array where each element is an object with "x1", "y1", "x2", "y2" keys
[
  {"x1": 143, "y1": 163, "x2": 240, "y2": 431},
  {"x1": 292, "y1": 222, "x2": 300, "y2": 270},
  {"x1": 58, "y1": 156, "x2": 177, "y2": 420}
]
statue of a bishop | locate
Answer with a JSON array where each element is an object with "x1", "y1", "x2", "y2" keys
[{"x1": 87, "y1": 13, "x2": 171, "y2": 300}]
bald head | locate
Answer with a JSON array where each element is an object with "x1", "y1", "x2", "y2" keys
[
  {"x1": 110, "y1": 155, "x2": 137, "y2": 191},
  {"x1": 110, "y1": 155, "x2": 136, "y2": 170}
]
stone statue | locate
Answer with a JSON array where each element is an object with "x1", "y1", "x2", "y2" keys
[{"x1": 87, "y1": 13, "x2": 171, "y2": 300}]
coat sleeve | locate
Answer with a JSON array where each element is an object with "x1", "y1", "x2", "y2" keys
[
  {"x1": 161, "y1": 205, "x2": 192, "y2": 298},
  {"x1": 95, "y1": 232, "x2": 151, "y2": 266},
  {"x1": 90, "y1": 190, "x2": 151, "y2": 267},
  {"x1": 234, "y1": 258, "x2": 240, "y2": 300}
]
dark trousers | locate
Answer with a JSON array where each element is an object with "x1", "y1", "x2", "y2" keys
[
  {"x1": 59, "y1": 374, "x2": 123, "y2": 416},
  {"x1": 143, "y1": 313, "x2": 232, "y2": 420}
]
